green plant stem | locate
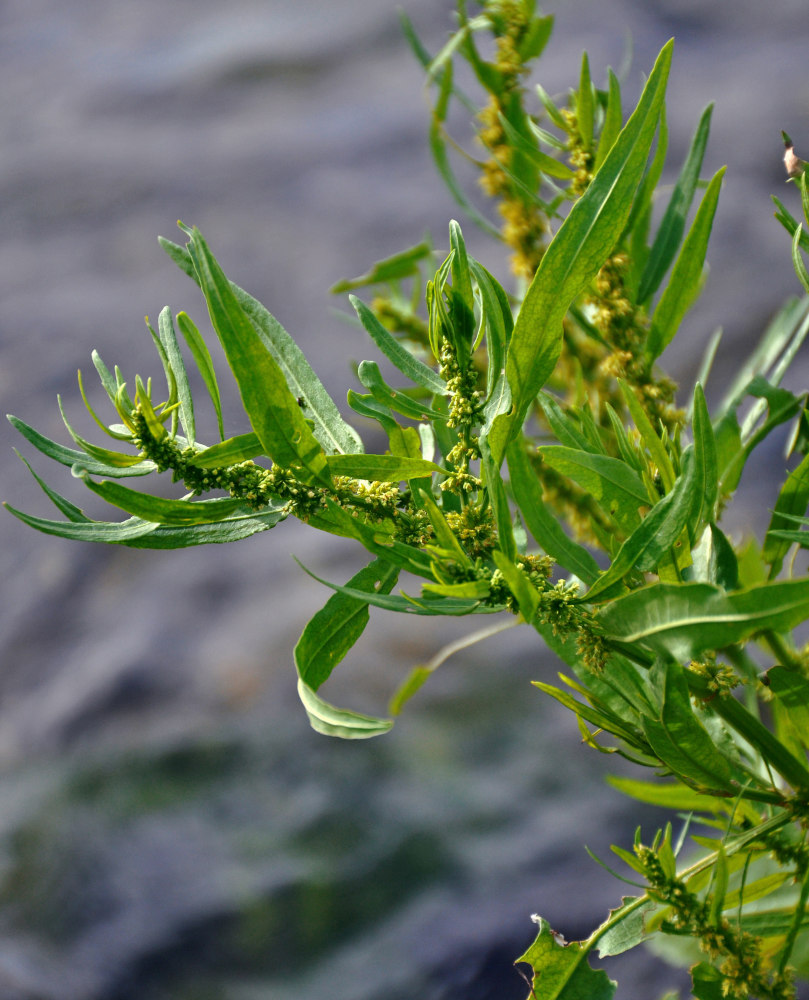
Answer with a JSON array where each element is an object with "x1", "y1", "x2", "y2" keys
[{"x1": 764, "y1": 630, "x2": 803, "y2": 672}]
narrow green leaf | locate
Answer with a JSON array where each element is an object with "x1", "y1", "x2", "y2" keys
[
  {"x1": 582, "y1": 467, "x2": 693, "y2": 603},
  {"x1": 8, "y1": 414, "x2": 155, "y2": 478},
  {"x1": 506, "y1": 440, "x2": 600, "y2": 584},
  {"x1": 187, "y1": 432, "x2": 264, "y2": 468},
  {"x1": 638, "y1": 103, "x2": 713, "y2": 303},
  {"x1": 80, "y1": 476, "x2": 247, "y2": 524},
  {"x1": 606, "y1": 776, "x2": 725, "y2": 812},
  {"x1": 158, "y1": 306, "x2": 195, "y2": 445},
  {"x1": 185, "y1": 228, "x2": 331, "y2": 486},
  {"x1": 14, "y1": 450, "x2": 87, "y2": 522},
  {"x1": 468, "y1": 259, "x2": 512, "y2": 399},
  {"x1": 496, "y1": 112, "x2": 575, "y2": 180},
  {"x1": 537, "y1": 393, "x2": 598, "y2": 453},
  {"x1": 599, "y1": 577, "x2": 809, "y2": 664},
  {"x1": 687, "y1": 523, "x2": 739, "y2": 590},
  {"x1": 330, "y1": 241, "x2": 432, "y2": 294},
  {"x1": 792, "y1": 224, "x2": 809, "y2": 294},
  {"x1": 296, "y1": 559, "x2": 499, "y2": 617},
  {"x1": 493, "y1": 550, "x2": 539, "y2": 621},
  {"x1": 296, "y1": 680, "x2": 393, "y2": 739},
  {"x1": 763, "y1": 452, "x2": 809, "y2": 577},
  {"x1": 619, "y1": 380, "x2": 676, "y2": 491},
  {"x1": 295, "y1": 559, "x2": 399, "y2": 691},
  {"x1": 483, "y1": 448, "x2": 516, "y2": 562},
  {"x1": 121, "y1": 509, "x2": 284, "y2": 548},
  {"x1": 176, "y1": 311, "x2": 225, "y2": 441},
  {"x1": 357, "y1": 360, "x2": 443, "y2": 421},
  {"x1": 690, "y1": 383, "x2": 718, "y2": 532},
  {"x1": 593, "y1": 69, "x2": 622, "y2": 170},
  {"x1": 646, "y1": 166, "x2": 725, "y2": 360},
  {"x1": 640, "y1": 660, "x2": 736, "y2": 791},
  {"x1": 489, "y1": 40, "x2": 672, "y2": 462},
  {"x1": 517, "y1": 13, "x2": 553, "y2": 62},
  {"x1": 429, "y1": 61, "x2": 500, "y2": 239},
  {"x1": 325, "y1": 453, "x2": 446, "y2": 482},
  {"x1": 3, "y1": 504, "x2": 158, "y2": 542},
  {"x1": 349, "y1": 295, "x2": 446, "y2": 395},
  {"x1": 538, "y1": 446, "x2": 647, "y2": 532},
  {"x1": 516, "y1": 916, "x2": 616, "y2": 1000},
  {"x1": 577, "y1": 51, "x2": 594, "y2": 151},
  {"x1": 91, "y1": 350, "x2": 119, "y2": 407}
]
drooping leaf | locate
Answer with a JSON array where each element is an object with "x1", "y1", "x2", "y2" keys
[
  {"x1": 121, "y1": 509, "x2": 285, "y2": 548},
  {"x1": 3, "y1": 504, "x2": 158, "y2": 543},
  {"x1": 296, "y1": 680, "x2": 393, "y2": 739},
  {"x1": 79, "y1": 475, "x2": 248, "y2": 525},
  {"x1": 488, "y1": 40, "x2": 672, "y2": 462},
  {"x1": 330, "y1": 241, "x2": 433, "y2": 294},
  {"x1": 295, "y1": 558, "x2": 399, "y2": 692},
  {"x1": 7, "y1": 415, "x2": 155, "y2": 479}
]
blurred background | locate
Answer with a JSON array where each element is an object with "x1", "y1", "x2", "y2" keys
[{"x1": 2, "y1": 1, "x2": 809, "y2": 997}]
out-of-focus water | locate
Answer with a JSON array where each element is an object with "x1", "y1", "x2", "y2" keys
[{"x1": 2, "y1": 2, "x2": 809, "y2": 997}]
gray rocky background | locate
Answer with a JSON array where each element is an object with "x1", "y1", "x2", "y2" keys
[{"x1": 2, "y1": 1, "x2": 809, "y2": 997}]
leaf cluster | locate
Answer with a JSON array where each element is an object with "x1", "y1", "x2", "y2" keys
[{"x1": 7, "y1": 2, "x2": 809, "y2": 997}]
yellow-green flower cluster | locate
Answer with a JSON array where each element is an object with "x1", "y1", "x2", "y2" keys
[
  {"x1": 635, "y1": 842, "x2": 797, "y2": 1000},
  {"x1": 474, "y1": 3, "x2": 549, "y2": 278}
]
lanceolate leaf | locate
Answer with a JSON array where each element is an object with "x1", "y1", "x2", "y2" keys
[
  {"x1": 121, "y1": 510, "x2": 285, "y2": 548},
  {"x1": 506, "y1": 441, "x2": 600, "y2": 584},
  {"x1": 582, "y1": 466, "x2": 693, "y2": 602},
  {"x1": 325, "y1": 453, "x2": 446, "y2": 482},
  {"x1": 295, "y1": 558, "x2": 399, "y2": 692},
  {"x1": 79, "y1": 476, "x2": 249, "y2": 525},
  {"x1": 763, "y1": 451, "x2": 809, "y2": 578},
  {"x1": 188, "y1": 432, "x2": 264, "y2": 468},
  {"x1": 3, "y1": 504, "x2": 158, "y2": 542},
  {"x1": 168, "y1": 230, "x2": 362, "y2": 458},
  {"x1": 637, "y1": 103, "x2": 714, "y2": 304},
  {"x1": 646, "y1": 166, "x2": 725, "y2": 361},
  {"x1": 184, "y1": 228, "x2": 332, "y2": 486},
  {"x1": 488, "y1": 40, "x2": 672, "y2": 463},
  {"x1": 8, "y1": 414, "x2": 155, "y2": 479},
  {"x1": 641, "y1": 660, "x2": 735, "y2": 791},
  {"x1": 349, "y1": 296, "x2": 447, "y2": 395},
  {"x1": 538, "y1": 446, "x2": 647, "y2": 532},
  {"x1": 157, "y1": 306, "x2": 195, "y2": 445},
  {"x1": 598, "y1": 578, "x2": 809, "y2": 662},
  {"x1": 176, "y1": 311, "x2": 225, "y2": 441},
  {"x1": 296, "y1": 681, "x2": 393, "y2": 739},
  {"x1": 330, "y1": 240, "x2": 432, "y2": 294},
  {"x1": 516, "y1": 916, "x2": 616, "y2": 1000}
]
